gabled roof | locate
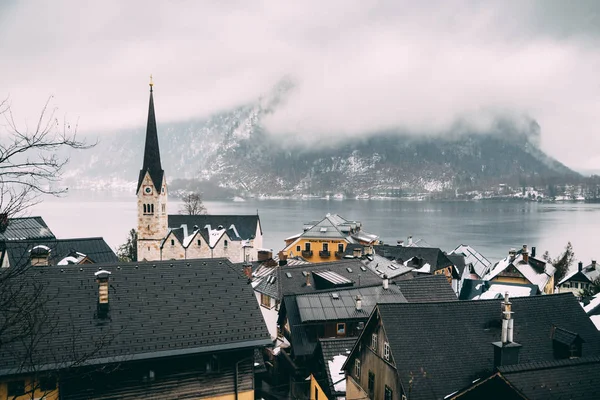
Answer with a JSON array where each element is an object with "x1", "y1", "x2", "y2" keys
[
  {"x1": 449, "y1": 244, "x2": 492, "y2": 278},
  {"x1": 374, "y1": 244, "x2": 456, "y2": 273},
  {"x1": 485, "y1": 252, "x2": 555, "y2": 292},
  {"x1": 2, "y1": 237, "x2": 117, "y2": 268},
  {"x1": 395, "y1": 274, "x2": 458, "y2": 302},
  {"x1": 370, "y1": 294, "x2": 600, "y2": 400},
  {"x1": 0, "y1": 216, "x2": 55, "y2": 241},
  {"x1": 279, "y1": 259, "x2": 382, "y2": 298},
  {"x1": 459, "y1": 279, "x2": 539, "y2": 300},
  {"x1": 452, "y1": 356, "x2": 600, "y2": 400},
  {"x1": 168, "y1": 215, "x2": 261, "y2": 240},
  {"x1": 315, "y1": 338, "x2": 356, "y2": 398},
  {"x1": 0, "y1": 258, "x2": 271, "y2": 376},
  {"x1": 558, "y1": 261, "x2": 600, "y2": 286},
  {"x1": 359, "y1": 251, "x2": 415, "y2": 279},
  {"x1": 136, "y1": 86, "x2": 164, "y2": 193}
]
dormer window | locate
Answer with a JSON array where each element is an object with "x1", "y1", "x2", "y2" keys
[{"x1": 552, "y1": 326, "x2": 584, "y2": 359}]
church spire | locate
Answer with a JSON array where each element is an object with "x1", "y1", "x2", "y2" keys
[{"x1": 136, "y1": 77, "x2": 164, "y2": 194}]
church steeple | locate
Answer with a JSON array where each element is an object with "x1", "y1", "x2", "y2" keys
[{"x1": 136, "y1": 77, "x2": 164, "y2": 194}]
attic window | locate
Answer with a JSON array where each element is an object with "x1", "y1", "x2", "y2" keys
[
  {"x1": 224, "y1": 240, "x2": 228, "y2": 248},
  {"x1": 285, "y1": 272, "x2": 292, "y2": 278},
  {"x1": 171, "y1": 239, "x2": 175, "y2": 246},
  {"x1": 197, "y1": 240, "x2": 201, "y2": 246}
]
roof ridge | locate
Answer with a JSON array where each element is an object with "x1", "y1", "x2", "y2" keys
[
  {"x1": 378, "y1": 293, "x2": 575, "y2": 306},
  {"x1": 499, "y1": 355, "x2": 600, "y2": 373}
]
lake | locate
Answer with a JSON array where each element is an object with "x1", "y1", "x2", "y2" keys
[{"x1": 30, "y1": 193, "x2": 600, "y2": 265}]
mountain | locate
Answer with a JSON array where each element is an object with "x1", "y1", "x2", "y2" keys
[{"x1": 63, "y1": 100, "x2": 579, "y2": 197}]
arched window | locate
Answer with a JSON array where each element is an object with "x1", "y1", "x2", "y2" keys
[
  {"x1": 150, "y1": 204, "x2": 154, "y2": 213},
  {"x1": 143, "y1": 204, "x2": 147, "y2": 213}
]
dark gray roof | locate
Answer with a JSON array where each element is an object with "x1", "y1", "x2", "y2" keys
[
  {"x1": 0, "y1": 258, "x2": 271, "y2": 376},
  {"x1": 296, "y1": 285, "x2": 406, "y2": 323},
  {"x1": 136, "y1": 86, "x2": 164, "y2": 194},
  {"x1": 317, "y1": 338, "x2": 356, "y2": 397},
  {"x1": 168, "y1": 214, "x2": 261, "y2": 240},
  {"x1": 279, "y1": 259, "x2": 382, "y2": 297},
  {"x1": 497, "y1": 356, "x2": 600, "y2": 400},
  {"x1": 2, "y1": 237, "x2": 117, "y2": 268},
  {"x1": 374, "y1": 244, "x2": 456, "y2": 273},
  {"x1": 395, "y1": 274, "x2": 458, "y2": 302},
  {"x1": 0, "y1": 216, "x2": 55, "y2": 241},
  {"x1": 374, "y1": 294, "x2": 600, "y2": 400},
  {"x1": 282, "y1": 295, "x2": 313, "y2": 357},
  {"x1": 446, "y1": 254, "x2": 466, "y2": 275}
]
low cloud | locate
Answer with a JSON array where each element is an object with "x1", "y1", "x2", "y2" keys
[{"x1": 1, "y1": 1, "x2": 599, "y2": 170}]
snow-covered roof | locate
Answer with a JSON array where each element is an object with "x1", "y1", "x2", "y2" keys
[
  {"x1": 360, "y1": 253, "x2": 414, "y2": 279},
  {"x1": 328, "y1": 354, "x2": 347, "y2": 393},
  {"x1": 591, "y1": 315, "x2": 600, "y2": 330},
  {"x1": 584, "y1": 294, "x2": 600, "y2": 314},
  {"x1": 351, "y1": 230, "x2": 379, "y2": 244},
  {"x1": 474, "y1": 284, "x2": 536, "y2": 300},
  {"x1": 559, "y1": 262, "x2": 600, "y2": 286},
  {"x1": 450, "y1": 244, "x2": 492, "y2": 278},
  {"x1": 484, "y1": 253, "x2": 554, "y2": 292}
]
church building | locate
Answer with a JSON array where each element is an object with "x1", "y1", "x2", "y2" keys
[{"x1": 136, "y1": 80, "x2": 263, "y2": 262}]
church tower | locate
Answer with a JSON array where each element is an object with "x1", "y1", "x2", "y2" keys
[{"x1": 136, "y1": 78, "x2": 168, "y2": 261}]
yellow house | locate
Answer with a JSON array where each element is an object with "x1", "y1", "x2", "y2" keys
[
  {"x1": 282, "y1": 214, "x2": 379, "y2": 263},
  {"x1": 310, "y1": 374, "x2": 329, "y2": 400},
  {"x1": 0, "y1": 377, "x2": 58, "y2": 400},
  {"x1": 484, "y1": 245, "x2": 556, "y2": 294}
]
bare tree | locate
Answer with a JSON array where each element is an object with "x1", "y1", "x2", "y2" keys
[
  {"x1": 0, "y1": 96, "x2": 93, "y2": 216},
  {"x1": 179, "y1": 192, "x2": 207, "y2": 215}
]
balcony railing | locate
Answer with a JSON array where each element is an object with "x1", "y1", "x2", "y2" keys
[
  {"x1": 302, "y1": 250, "x2": 313, "y2": 257},
  {"x1": 319, "y1": 250, "x2": 331, "y2": 257},
  {"x1": 335, "y1": 251, "x2": 344, "y2": 258}
]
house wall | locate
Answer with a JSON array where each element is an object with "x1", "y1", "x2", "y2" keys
[
  {"x1": 184, "y1": 235, "x2": 212, "y2": 259},
  {"x1": 255, "y1": 291, "x2": 279, "y2": 339},
  {"x1": 349, "y1": 314, "x2": 401, "y2": 400},
  {"x1": 557, "y1": 278, "x2": 591, "y2": 295},
  {"x1": 310, "y1": 374, "x2": 328, "y2": 400},
  {"x1": 543, "y1": 275, "x2": 555, "y2": 294},
  {"x1": 282, "y1": 238, "x2": 348, "y2": 263},
  {"x1": 161, "y1": 235, "x2": 185, "y2": 260},
  {"x1": 0, "y1": 377, "x2": 59, "y2": 400},
  {"x1": 346, "y1": 376, "x2": 369, "y2": 400}
]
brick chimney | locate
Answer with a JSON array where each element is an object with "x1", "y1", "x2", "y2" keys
[
  {"x1": 95, "y1": 270, "x2": 111, "y2": 318},
  {"x1": 278, "y1": 251, "x2": 288, "y2": 266},
  {"x1": 258, "y1": 249, "x2": 273, "y2": 262},
  {"x1": 243, "y1": 263, "x2": 253, "y2": 280},
  {"x1": 522, "y1": 245, "x2": 529, "y2": 263},
  {"x1": 493, "y1": 292, "x2": 522, "y2": 368}
]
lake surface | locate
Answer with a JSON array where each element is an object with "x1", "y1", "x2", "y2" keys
[{"x1": 30, "y1": 193, "x2": 600, "y2": 265}]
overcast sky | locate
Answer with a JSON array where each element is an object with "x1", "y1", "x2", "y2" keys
[{"x1": 1, "y1": 1, "x2": 599, "y2": 171}]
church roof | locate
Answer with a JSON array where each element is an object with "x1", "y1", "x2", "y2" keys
[{"x1": 136, "y1": 85, "x2": 164, "y2": 194}]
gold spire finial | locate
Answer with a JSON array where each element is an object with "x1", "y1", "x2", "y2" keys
[{"x1": 149, "y1": 74, "x2": 154, "y2": 87}]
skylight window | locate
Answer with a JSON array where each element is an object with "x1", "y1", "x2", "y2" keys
[
  {"x1": 346, "y1": 267, "x2": 353, "y2": 273},
  {"x1": 331, "y1": 293, "x2": 339, "y2": 299},
  {"x1": 320, "y1": 227, "x2": 327, "y2": 232},
  {"x1": 360, "y1": 266, "x2": 367, "y2": 271},
  {"x1": 285, "y1": 272, "x2": 292, "y2": 278}
]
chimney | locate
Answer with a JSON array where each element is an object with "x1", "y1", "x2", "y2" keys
[
  {"x1": 278, "y1": 251, "x2": 288, "y2": 266},
  {"x1": 578, "y1": 261, "x2": 583, "y2": 272},
  {"x1": 383, "y1": 274, "x2": 389, "y2": 290},
  {"x1": 531, "y1": 246, "x2": 536, "y2": 258},
  {"x1": 509, "y1": 248, "x2": 516, "y2": 262},
  {"x1": 522, "y1": 245, "x2": 529, "y2": 263},
  {"x1": 0, "y1": 213, "x2": 7, "y2": 233},
  {"x1": 493, "y1": 292, "x2": 522, "y2": 368},
  {"x1": 243, "y1": 263, "x2": 253, "y2": 280},
  {"x1": 30, "y1": 245, "x2": 51, "y2": 266},
  {"x1": 258, "y1": 249, "x2": 273, "y2": 262},
  {"x1": 353, "y1": 247, "x2": 362, "y2": 258},
  {"x1": 95, "y1": 270, "x2": 111, "y2": 318},
  {"x1": 407, "y1": 236, "x2": 413, "y2": 246},
  {"x1": 397, "y1": 240, "x2": 404, "y2": 247},
  {"x1": 305, "y1": 272, "x2": 311, "y2": 287},
  {"x1": 355, "y1": 295, "x2": 362, "y2": 311},
  {"x1": 592, "y1": 260, "x2": 597, "y2": 270}
]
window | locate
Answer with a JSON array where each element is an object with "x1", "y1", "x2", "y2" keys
[
  {"x1": 151, "y1": 204, "x2": 154, "y2": 213},
  {"x1": 224, "y1": 240, "x2": 228, "y2": 248},
  {"x1": 261, "y1": 293, "x2": 271, "y2": 308},
  {"x1": 197, "y1": 240, "x2": 201, "y2": 246},
  {"x1": 384, "y1": 342, "x2": 390, "y2": 361},
  {"x1": 384, "y1": 385, "x2": 393, "y2": 400},
  {"x1": 371, "y1": 333, "x2": 378, "y2": 351},
  {"x1": 39, "y1": 377, "x2": 57, "y2": 392},
  {"x1": 296, "y1": 245, "x2": 301, "y2": 252},
  {"x1": 305, "y1": 242, "x2": 311, "y2": 251},
  {"x1": 368, "y1": 371, "x2": 375, "y2": 399},
  {"x1": 337, "y1": 323, "x2": 346, "y2": 335},
  {"x1": 354, "y1": 359, "x2": 361, "y2": 378},
  {"x1": 161, "y1": 204, "x2": 166, "y2": 213},
  {"x1": 171, "y1": 239, "x2": 175, "y2": 246},
  {"x1": 323, "y1": 243, "x2": 329, "y2": 252},
  {"x1": 8, "y1": 381, "x2": 25, "y2": 397},
  {"x1": 338, "y1": 243, "x2": 344, "y2": 253},
  {"x1": 315, "y1": 387, "x2": 319, "y2": 400},
  {"x1": 143, "y1": 204, "x2": 147, "y2": 213}
]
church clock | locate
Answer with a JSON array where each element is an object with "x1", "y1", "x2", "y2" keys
[{"x1": 144, "y1": 186, "x2": 153, "y2": 195}]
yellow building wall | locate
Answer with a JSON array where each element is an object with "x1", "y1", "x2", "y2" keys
[
  {"x1": 310, "y1": 374, "x2": 328, "y2": 400},
  {"x1": 491, "y1": 276, "x2": 530, "y2": 286},
  {"x1": 283, "y1": 238, "x2": 348, "y2": 263},
  {"x1": 0, "y1": 377, "x2": 59, "y2": 400},
  {"x1": 204, "y1": 389, "x2": 254, "y2": 400},
  {"x1": 346, "y1": 376, "x2": 368, "y2": 400}
]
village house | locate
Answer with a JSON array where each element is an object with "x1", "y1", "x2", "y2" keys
[
  {"x1": 0, "y1": 258, "x2": 271, "y2": 400},
  {"x1": 483, "y1": 245, "x2": 556, "y2": 294},
  {"x1": 342, "y1": 293, "x2": 600, "y2": 400},
  {"x1": 449, "y1": 244, "x2": 493, "y2": 280},
  {"x1": 557, "y1": 260, "x2": 600, "y2": 296},
  {"x1": 310, "y1": 338, "x2": 356, "y2": 400},
  {"x1": 459, "y1": 279, "x2": 539, "y2": 300},
  {"x1": 0, "y1": 215, "x2": 55, "y2": 242},
  {"x1": 281, "y1": 214, "x2": 379, "y2": 263},
  {"x1": 135, "y1": 81, "x2": 263, "y2": 263}
]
